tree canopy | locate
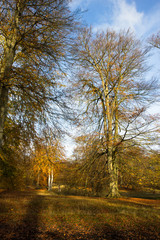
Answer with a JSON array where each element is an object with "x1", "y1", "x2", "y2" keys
[{"x1": 0, "y1": 0, "x2": 76, "y2": 148}]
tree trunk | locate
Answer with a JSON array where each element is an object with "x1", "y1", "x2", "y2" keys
[
  {"x1": 107, "y1": 156, "x2": 120, "y2": 198},
  {"x1": 48, "y1": 168, "x2": 51, "y2": 191},
  {"x1": 0, "y1": 40, "x2": 17, "y2": 149},
  {"x1": 0, "y1": 86, "x2": 8, "y2": 148},
  {"x1": 48, "y1": 167, "x2": 53, "y2": 191},
  {"x1": 51, "y1": 168, "x2": 54, "y2": 188},
  {"x1": 107, "y1": 88, "x2": 120, "y2": 198},
  {"x1": 0, "y1": 2, "x2": 21, "y2": 149}
]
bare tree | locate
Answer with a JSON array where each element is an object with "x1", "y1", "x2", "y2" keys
[{"x1": 74, "y1": 28, "x2": 159, "y2": 197}]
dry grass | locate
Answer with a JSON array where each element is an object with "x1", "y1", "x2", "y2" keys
[{"x1": 0, "y1": 190, "x2": 160, "y2": 239}]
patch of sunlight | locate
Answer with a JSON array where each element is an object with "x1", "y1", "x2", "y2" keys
[{"x1": 36, "y1": 190, "x2": 52, "y2": 196}]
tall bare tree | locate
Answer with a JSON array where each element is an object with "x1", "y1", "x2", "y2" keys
[{"x1": 74, "y1": 28, "x2": 158, "y2": 197}]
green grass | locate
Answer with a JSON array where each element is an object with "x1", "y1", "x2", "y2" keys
[{"x1": 0, "y1": 190, "x2": 160, "y2": 239}]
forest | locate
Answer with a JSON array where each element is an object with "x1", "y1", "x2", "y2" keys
[{"x1": 0, "y1": 1, "x2": 160, "y2": 239}]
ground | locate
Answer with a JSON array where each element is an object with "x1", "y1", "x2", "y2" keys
[{"x1": 0, "y1": 189, "x2": 160, "y2": 239}]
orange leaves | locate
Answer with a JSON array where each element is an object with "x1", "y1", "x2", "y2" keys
[{"x1": 31, "y1": 141, "x2": 65, "y2": 187}]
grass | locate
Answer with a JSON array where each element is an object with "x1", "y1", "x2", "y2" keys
[{"x1": 0, "y1": 189, "x2": 160, "y2": 239}]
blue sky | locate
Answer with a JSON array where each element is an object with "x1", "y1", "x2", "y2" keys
[{"x1": 69, "y1": 0, "x2": 160, "y2": 38}]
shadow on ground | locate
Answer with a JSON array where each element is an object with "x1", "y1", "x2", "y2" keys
[
  {"x1": 0, "y1": 190, "x2": 160, "y2": 239},
  {"x1": 11, "y1": 195, "x2": 44, "y2": 239}
]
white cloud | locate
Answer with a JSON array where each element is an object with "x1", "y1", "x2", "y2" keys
[
  {"x1": 69, "y1": 0, "x2": 160, "y2": 38},
  {"x1": 112, "y1": 0, "x2": 143, "y2": 30},
  {"x1": 93, "y1": 0, "x2": 144, "y2": 33},
  {"x1": 93, "y1": 0, "x2": 160, "y2": 39}
]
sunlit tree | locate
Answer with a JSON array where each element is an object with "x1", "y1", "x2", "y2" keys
[
  {"x1": 0, "y1": 0, "x2": 76, "y2": 149},
  {"x1": 31, "y1": 139, "x2": 65, "y2": 190},
  {"x1": 74, "y1": 28, "x2": 159, "y2": 197}
]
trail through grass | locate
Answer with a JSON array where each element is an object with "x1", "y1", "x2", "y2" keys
[{"x1": 0, "y1": 190, "x2": 160, "y2": 239}]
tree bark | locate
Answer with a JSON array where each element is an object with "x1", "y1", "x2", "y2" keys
[
  {"x1": 37, "y1": 168, "x2": 40, "y2": 187},
  {"x1": 48, "y1": 168, "x2": 51, "y2": 191},
  {"x1": 0, "y1": 12, "x2": 18, "y2": 149},
  {"x1": 0, "y1": 86, "x2": 8, "y2": 148},
  {"x1": 107, "y1": 89, "x2": 120, "y2": 198},
  {"x1": 51, "y1": 168, "x2": 54, "y2": 188},
  {"x1": 48, "y1": 167, "x2": 53, "y2": 191},
  {"x1": 107, "y1": 156, "x2": 120, "y2": 198}
]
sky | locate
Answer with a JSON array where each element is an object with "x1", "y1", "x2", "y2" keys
[
  {"x1": 64, "y1": 0, "x2": 160, "y2": 157},
  {"x1": 69, "y1": 0, "x2": 160, "y2": 38}
]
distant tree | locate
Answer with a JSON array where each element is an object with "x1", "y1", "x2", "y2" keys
[
  {"x1": 145, "y1": 150, "x2": 160, "y2": 189},
  {"x1": 0, "y1": 125, "x2": 32, "y2": 189},
  {"x1": 118, "y1": 142, "x2": 148, "y2": 189},
  {"x1": 31, "y1": 139, "x2": 65, "y2": 190},
  {"x1": 74, "y1": 28, "x2": 159, "y2": 197},
  {"x1": 73, "y1": 134, "x2": 108, "y2": 196}
]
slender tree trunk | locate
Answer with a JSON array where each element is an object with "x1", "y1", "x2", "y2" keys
[
  {"x1": 51, "y1": 167, "x2": 54, "y2": 188},
  {"x1": 48, "y1": 168, "x2": 51, "y2": 191},
  {"x1": 48, "y1": 167, "x2": 54, "y2": 191}
]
